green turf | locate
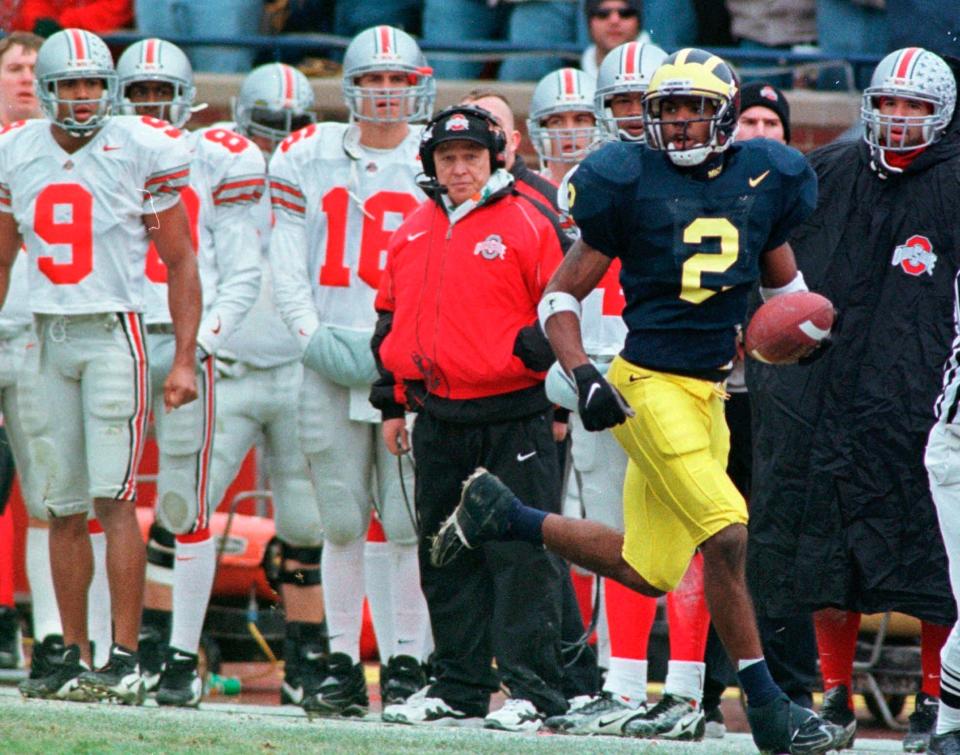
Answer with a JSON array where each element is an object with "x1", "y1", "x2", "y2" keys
[{"x1": 0, "y1": 692, "x2": 759, "y2": 754}]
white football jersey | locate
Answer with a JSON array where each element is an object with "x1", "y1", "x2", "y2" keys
[
  {"x1": 0, "y1": 116, "x2": 191, "y2": 314},
  {"x1": 269, "y1": 122, "x2": 425, "y2": 351},
  {"x1": 142, "y1": 125, "x2": 265, "y2": 355},
  {"x1": 558, "y1": 165, "x2": 626, "y2": 358}
]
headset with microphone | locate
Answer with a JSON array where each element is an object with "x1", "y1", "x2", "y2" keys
[{"x1": 417, "y1": 104, "x2": 508, "y2": 194}]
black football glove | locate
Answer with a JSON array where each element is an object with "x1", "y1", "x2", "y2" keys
[
  {"x1": 513, "y1": 322, "x2": 555, "y2": 372},
  {"x1": 573, "y1": 364, "x2": 634, "y2": 431}
]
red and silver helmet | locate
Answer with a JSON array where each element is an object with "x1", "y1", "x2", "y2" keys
[
  {"x1": 861, "y1": 47, "x2": 956, "y2": 160},
  {"x1": 342, "y1": 25, "x2": 435, "y2": 123},
  {"x1": 595, "y1": 41, "x2": 667, "y2": 141},
  {"x1": 35, "y1": 28, "x2": 117, "y2": 136},
  {"x1": 116, "y1": 38, "x2": 196, "y2": 128},
  {"x1": 527, "y1": 68, "x2": 600, "y2": 165},
  {"x1": 233, "y1": 63, "x2": 316, "y2": 152}
]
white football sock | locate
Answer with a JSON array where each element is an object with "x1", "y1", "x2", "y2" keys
[
  {"x1": 389, "y1": 541, "x2": 429, "y2": 661},
  {"x1": 364, "y1": 540, "x2": 394, "y2": 663},
  {"x1": 604, "y1": 657, "x2": 648, "y2": 702},
  {"x1": 321, "y1": 538, "x2": 365, "y2": 663},
  {"x1": 664, "y1": 660, "x2": 706, "y2": 704},
  {"x1": 88, "y1": 528, "x2": 112, "y2": 666},
  {"x1": 26, "y1": 526, "x2": 61, "y2": 641},
  {"x1": 169, "y1": 534, "x2": 216, "y2": 655}
]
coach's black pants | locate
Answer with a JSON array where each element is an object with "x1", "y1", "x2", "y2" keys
[{"x1": 413, "y1": 410, "x2": 568, "y2": 718}]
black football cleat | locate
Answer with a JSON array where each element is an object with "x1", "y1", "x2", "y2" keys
[
  {"x1": 904, "y1": 692, "x2": 940, "y2": 753},
  {"x1": 929, "y1": 730, "x2": 960, "y2": 755},
  {"x1": 819, "y1": 684, "x2": 857, "y2": 749},
  {"x1": 381, "y1": 654, "x2": 427, "y2": 706},
  {"x1": 301, "y1": 652, "x2": 368, "y2": 718},
  {"x1": 430, "y1": 468, "x2": 515, "y2": 567},
  {"x1": 748, "y1": 694, "x2": 847, "y2": 754}
]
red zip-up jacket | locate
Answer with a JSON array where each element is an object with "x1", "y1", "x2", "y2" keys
[{"x1": 373, "y1": 182, "x2": 563, "y2": 416}]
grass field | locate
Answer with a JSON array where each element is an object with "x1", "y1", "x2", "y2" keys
[{"x1": 0, "y1": 687, "x2": 906, "y2": 754}]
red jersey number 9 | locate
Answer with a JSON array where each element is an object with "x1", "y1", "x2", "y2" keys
[
  {"x1": 34, "y1": 183, "x2": 94, "y2": 285},
  {"x1": 318, "y1": 188, "x2": 419, "y2": 290},
  {"x1": 145, "y1": 186, "x2": 201, "y2": 283}
]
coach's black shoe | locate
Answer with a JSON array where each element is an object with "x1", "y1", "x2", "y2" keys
[
  {"x1": 430, "y1": 468, "x2": 515, "y2": 567},
  {"x1": 381, "y1": 654, "x2": 427, "y2": 706},
  {"x1": 929, "y1": 730, "x2": 960, "y2": 755},
  {"x1": 19, "y1": 643, "x2": 92, "y2": 701},
  {"x1": 748, "y1": 694, "x2": 846, "y2": 754},
  {"x1": 28, "y1": 633, "x2": 64, "y2": 680},
  {"x1": 820, "y1": 684, "x2": 857, "y2": 749},
  {"x1": 904, "y1": 692, "x2": 940, "y2": 752},
  {"x1": 301, "y1": 651, "x2": 368, "y2": 718},
  {"x1": 79, "y1": 643, "x2": 145, "y2": 705},
  {"x1": 156, "y1": 647, "x2": 202, "y2": 708},
  {"x1": 0, "y1": 606, "x2": 22, "y2": 668}
]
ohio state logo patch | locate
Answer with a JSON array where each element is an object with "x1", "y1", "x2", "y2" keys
[
  {"x1": 474, "y1": 234, "x2": 506, "y2": 260},
  {"x1": 891, "y1": 234, "x2": 937, "y2": 277},
  {"x1": 445, "y1": 114, "x2": 469, "y2": 132}
]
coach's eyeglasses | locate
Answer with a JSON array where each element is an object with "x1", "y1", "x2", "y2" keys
[{"x1": 590, "y1": 7, "x2": 639, "y2": 20}]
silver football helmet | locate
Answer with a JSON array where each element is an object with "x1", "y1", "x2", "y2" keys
[
  {"x1": 35, "y1": 28, "x2": 117, "y2": 137},
  {"x1": 861, "y1": 47, "x2": 956, "y2": 164},
  {"x1": 342, "y1": 25, "x2": 435, "y2": 123},
  {"x1": 527, "y1": 68, "x2": 600, "y2": 165},
  {"x1": 116, "y1": 38, "x2": 196, "y2": 128},
  {"x1": 233, "y1": 63, "x2": 316, "y2": 152},
  {"x1": 595, "y1": 41, "x2": 667, "y2": 141}
]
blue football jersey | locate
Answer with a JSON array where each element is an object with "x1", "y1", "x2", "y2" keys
[{"x1": 569, "y1": 138, "x2": 817, "y2": 374}]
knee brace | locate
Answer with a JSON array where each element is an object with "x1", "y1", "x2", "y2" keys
[
  {"x1": 146, "y1": 521, "x2": 176, "y2": 585},
  {"x1": 280, "y1": 542, "x2": 322, "y2": 587}
]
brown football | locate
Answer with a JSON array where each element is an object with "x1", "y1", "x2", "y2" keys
[{"x1": 745, "y1": 291, "x2": 835, "y2": 365}]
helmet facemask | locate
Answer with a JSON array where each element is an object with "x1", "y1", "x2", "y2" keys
[
  {"x1": 528, "y1": 110, "x2": 600, "y2": 165},
  {"x1": 120, "y1": 77, "x2": 196, "y2": 128},
  {"x1": 643, "y1": 91, "x2": 737, "y2": 166},
  {"x1": 39, "y1": 74, "x2": 117, "y2": 137},
  {"x1": 343, "y1": 67, "x2": 435, "y2": 124}
]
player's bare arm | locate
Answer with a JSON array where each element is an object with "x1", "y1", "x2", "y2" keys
[
  {"x1": 541, "y1": 237, "x2": 612, "y2": 374},
  {"x1": 147, "y1": 200, "x2": 201, "y2": 411},
  {"x1": 0, "y1": 212, "x2": 22, "y2": 310},
  {"x1": 759, "y1": 241, "x2": 801, "y2": 288}
]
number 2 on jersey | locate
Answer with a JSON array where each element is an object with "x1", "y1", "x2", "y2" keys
[
  {"x1": 318, "y1": 187, "x2": 419, "y2": 289},
  {"x1": 680, "y1": 217, "x2": 739, "y2": 304}
]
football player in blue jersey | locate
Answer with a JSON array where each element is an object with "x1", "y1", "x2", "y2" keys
[{"x1": 431, "y1": 48, "x2": 842, "y2": 753}]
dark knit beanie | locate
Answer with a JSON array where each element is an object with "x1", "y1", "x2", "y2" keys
[{"x1": 739, "y1": 81, "x2": 791, "y2": 143}]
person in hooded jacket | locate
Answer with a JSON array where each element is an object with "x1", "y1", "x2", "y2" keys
[{"x1": 747, "y1": 48, "x2": 960, "y2": 753}]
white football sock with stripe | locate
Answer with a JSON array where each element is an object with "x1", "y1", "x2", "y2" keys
[
  {"x1": 322, "y1": 538, "x2": 365, "y2": 663},
  {"x1": 169, "y1": 533, "x2": 216, "y2": 655},
  {"x1": 26, "y1": 526, "x2": 61, "y2": 641}
]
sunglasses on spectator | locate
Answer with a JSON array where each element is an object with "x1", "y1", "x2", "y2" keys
[{"x1": 591, "y1": 7, "x2": 638, "y2": 19}]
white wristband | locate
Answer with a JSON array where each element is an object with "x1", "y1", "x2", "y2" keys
[
  {"x1": 538, "y1": 291, "x2": 582, "y2": 332},
  {"x1": 760, "y1": 270, "x2": 808, "y2": 302}
]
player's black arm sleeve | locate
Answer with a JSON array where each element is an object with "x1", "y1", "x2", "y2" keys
[{"x1": 369, "y1": 310, "x2": 406, "y2": 420}]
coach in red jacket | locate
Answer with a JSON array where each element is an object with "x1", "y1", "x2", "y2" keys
[{"x1": 370, "y1": 105, "x2": 569, "y2": 729}]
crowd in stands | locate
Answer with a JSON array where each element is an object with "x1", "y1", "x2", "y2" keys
[{"x1": 1, "y1": 0, "x2": 958, "y2": 81}]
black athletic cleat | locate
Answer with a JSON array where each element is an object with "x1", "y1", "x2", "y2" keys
[
  {"x1": 622, "y1": 693, "x2": 705, "y2": 740},
  {"x1": 156, "y1": 647, "x2": 202, "y2": 708},
  {"x1": 137, "y1": 624, "x2": 166, "y2": 694},
  {"x1": 430, "y1": 468, "x2": 515, "y2": 567},
  {"x1": 381, "y1": 654, "x2": 426, "y2": 706},
  {"x1": 0, "y1": 606, "x2": 22, "y2": 668},
  {"x1": 78, "y1": 643, "x2": 145, "y2": 705},
  {"x1": 748, "y1": 694, "x2": 847, "y2": 754},
  {"x1": 19, "y1": 643, "x2": 92, "y2": 701},
  {"x1": 820, "y1": 684, "x2": 857, "y2": 749},
  {"x1": 301, "y1": 651, "x2": 368, "y2": 717},
  {"x1": 904, "y1": 692, "x2": 940, "y2": 753},
  {"x1": 28, "y1": 633, "x2": 64, "y2": 680},
  {"x1": 929, "y1": 730, "x2": 960, "y2": 755}
]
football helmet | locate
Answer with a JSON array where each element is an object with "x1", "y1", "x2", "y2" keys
[
  {"x1": 233, "y1": 63, "x2": 316, "y2": 152},
  {"x1": 342, "y1": 25, "x2": 435, "y2": 123},
  {"x1": 643, "y1": 48, "x2": 739, "y2": 167},
  {"x1": 34, "y1": 28, "x2": 117, "y2": 137},
  {"x1": 595, "y1": 41, "x2": 667, "y2": 142},
  {"x1": 861, "y1": 47, "x2": 956, "y2": 162},
  {"x1": 116, "y1": 39, "x2": 196, "y2": 128},
  {"x1": 527, "y1": 68, "x2": 600, "y2": 165}
]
